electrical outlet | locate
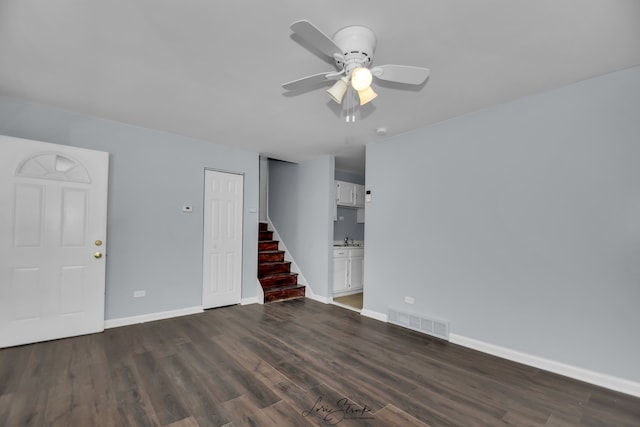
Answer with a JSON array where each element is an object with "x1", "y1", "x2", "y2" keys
[
  {"x1": 133, "y1": 290, "x2": 146, "y2": 298},
  {"x1": 404, "y1": 296, "x2": 415, "y2": 304}
]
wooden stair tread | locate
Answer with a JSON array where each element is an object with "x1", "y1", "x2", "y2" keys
[
  {"x1": 260, "y1": 272, "x2": 298, "y2": 278},
  {"x1": 263, "y1": 284, "x2": 305, "y2": 292}
]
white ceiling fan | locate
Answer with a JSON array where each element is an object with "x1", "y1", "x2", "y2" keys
[{"x1": 282, "y1": 20, "x2": 431, "y2": 112}]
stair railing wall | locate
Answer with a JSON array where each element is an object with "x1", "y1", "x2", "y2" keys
[{"x1": 258, "y1": 214, "x2": 315, "y2": 299}]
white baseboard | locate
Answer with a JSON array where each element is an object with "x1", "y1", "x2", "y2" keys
[
  {"x1": 303, "y1": 282, "x2": 331, "y2": 304},
  {"x1": 449, "y1": 333, "x2": 640, "y2": 398},
  {"x1": 360, "y1": 309, "x2": 388, "y2": 322},
  {"x1": 104, "y1": 306, "x2": 203, "y2": 329},
  {"x1": 241, "y1": 296, "x2": 259, "y2": 305},
  {"x1": 306, "y1": 290, "x2": 331, "y2": 304},
  {"x1": 256, "y1": 279, "x2": 264, "y2": 305}
]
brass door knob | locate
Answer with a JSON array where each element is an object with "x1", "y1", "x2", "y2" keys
[{"x1": 94, "y1": 252, "x2": 103, "y2": 259}]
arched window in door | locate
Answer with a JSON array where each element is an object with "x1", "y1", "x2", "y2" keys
[{"x1": 16, "y1": 153, "x2": 91, "y2": 183}]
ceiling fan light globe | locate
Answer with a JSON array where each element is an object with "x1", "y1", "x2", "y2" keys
[
  {"x1": 357, "y1": 86, "x2": 377, "y2": 105},
  {"x1": 327, "y1": 77, "x2": 349, "y2": 104},
  {"x1": 351, "y1": 67, "x2": 373, "y2": 91}
]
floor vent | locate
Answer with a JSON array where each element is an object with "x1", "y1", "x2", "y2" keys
[{"x1": 388, "y1": 309, "x2": 450, "y2": 341}]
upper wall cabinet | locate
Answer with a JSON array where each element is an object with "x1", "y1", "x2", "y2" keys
[{"x1": 336, "y1": 180, "x2": 365, "y2": 208}]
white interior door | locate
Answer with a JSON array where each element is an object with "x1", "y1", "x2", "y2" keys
[
  {"x1": 202, "y1": 170, "x2": 243, "y2": 309},
  {"x1": 0, "y1": 135, "x2": 109, "y2": 348}
]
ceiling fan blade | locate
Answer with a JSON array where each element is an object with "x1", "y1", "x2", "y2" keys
[
  {"x1": 290, "y1": 20, "x2": 343, "y2": 58},
  {"x1": 282, "y1": 71, "x2": 341, "y2": 90},
  {"x1": 371, "y1": 65, "x2": 430, "y2": 85}
]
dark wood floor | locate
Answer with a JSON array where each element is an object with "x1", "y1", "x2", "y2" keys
[{"x1": 1, "y1": 299, "x2": 639, "y2": 426}]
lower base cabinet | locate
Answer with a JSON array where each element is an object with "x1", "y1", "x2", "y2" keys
[{"x1": 333, "y1": 248, "x2": 364, "y2": 294}]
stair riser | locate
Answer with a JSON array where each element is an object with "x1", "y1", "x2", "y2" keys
[
  {"x1": 259, "y1": 274, "x2": 298, "y2": 289},
  {"x1": 258, "y1": 241, "x2": 279, "y2": 251},
  {"x1": 258, "y1": 230, "x2": 273, "y2": 241},
  {"x1": 259, "y1": 222, "x2": 268, "y2": 232},
  {"x1": 258, "y1": 262, "x2": 291, "y2": 277},
  {"x1": 258, "y1": 252, "x2": 285, "y2": 263},
  {"x1": 264, "y1": 286, "x2": 306, "y2": 303}
]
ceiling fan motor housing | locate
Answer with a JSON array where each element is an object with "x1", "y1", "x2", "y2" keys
[{"x1": 332, "y1": 26, "x2": 377, "y2": 74}]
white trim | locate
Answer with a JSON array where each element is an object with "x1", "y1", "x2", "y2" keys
[
  {"x1": 449, "y1": 333, "x2": 640, "y2": 398},
  {"x1": 332, "y1": 301, "x2": 360, "y2": 313},
  {"x1": 255, "y1": 278, "x2": 264, "y2": 305},
  {"x1": 241, "y1": 296, "x2": 259, "y2": 305},
  {"x1": 305, "y1": 287, "x2": 331, "y2": 304},
  {"x1": 333, "y1": 289, "x2": 363, "y2": 297},
  {"x1": 265, "y1": 216, "x2": 310, "y2": 288},
  {"x1": 104, "y1": 306, "x2": 203, "y2": 329},
  {"x1": 360, "y1": 309, "x2": 388, "y2": 322}
]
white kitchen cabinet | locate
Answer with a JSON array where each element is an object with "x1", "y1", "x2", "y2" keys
[
  {"x1": 354, "y1": 185, "x2": 365, "y2": 207},
  {"x1": 336, "y1": 180, "x2": 354, "y2": 205},
  {"x1": 332, "y1": 249, "x2": 350, "y2": 293},
  {"x1": 333, "y1": 247, "x2": 364, "y2": 294},
  {"x1": 349, "y1": 249, "x2": 364, "y2": 290},
  {"x1": 335, "y1": 180, "x2": 365, "y2": 208}
]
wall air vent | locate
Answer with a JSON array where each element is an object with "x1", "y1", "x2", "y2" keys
[{"x1": 388, "y1": 308, "x2": 450, "y2": 341}]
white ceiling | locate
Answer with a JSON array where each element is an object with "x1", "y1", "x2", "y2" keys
[{"x1": 1, "y1": 1, "x2": 639, "y2": 174}]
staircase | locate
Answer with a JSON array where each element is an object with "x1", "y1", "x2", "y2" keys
[{"x1": 258, "y1": 222, "x2": 306, "y2": 303}]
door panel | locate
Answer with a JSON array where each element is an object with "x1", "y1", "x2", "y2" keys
[
  {"x1": 61, "y1": 188, "x2": 88, "y2": 246},
  {"x1": 14, "y1": 183, "x2": 44, "y2": 247},
  {"x1": 0, "y1": 135, "x2": 108, "y2": 348},
  {"x1": 202, "y1": 170, "x2": 243, "y2": 309}
]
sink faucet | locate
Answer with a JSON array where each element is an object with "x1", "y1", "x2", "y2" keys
[{"x1": 344, "y1": 236, "x2": 349, "y2": 245}]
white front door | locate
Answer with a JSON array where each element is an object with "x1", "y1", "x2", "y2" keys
[
  {"x1": 202, "y1": 170, "x2": 243, "y2": 309},
  {"x1": 0, "y1": 135, "x2": 109, "y2": 348}
]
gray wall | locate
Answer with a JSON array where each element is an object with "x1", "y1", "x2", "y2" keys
[
  {"x1": 268, "y1": 158, "x2": 334, "y2": 298},
  {"x1": 0, "y1": 96, "x2": 259, "y2": 320},
  {"x1": 334, "y1": 207, "x2": 365, "y2": 242},
  {"x1": 335, "y1": 169, "x2": 365, "y2": 185},
  {"x1": 365, "y1": 65, "x2": 640, "y2": 382}
]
